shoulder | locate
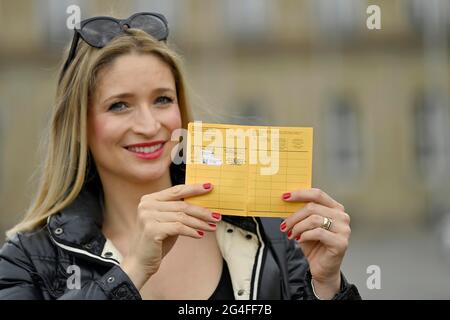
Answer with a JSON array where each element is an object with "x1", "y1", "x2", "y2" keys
[
  {"x1": 0, "y1": 226, "x2": 54, "y2": 285},
  {"x1": 0, "y1": 225, "x2": 71, "y2": 299},
  {"x1": 1, "y1": 225, "x2": 57, "y2": 262}
]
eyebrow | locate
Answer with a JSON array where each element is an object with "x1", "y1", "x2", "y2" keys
[{"x1": 101, "y1": 87, "x2": 176, "y2": 105}]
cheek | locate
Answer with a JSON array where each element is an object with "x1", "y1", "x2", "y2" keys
[
  {"x1": 163, "y1": 106, "x2": 182, "y2": 132},
  {"x1": 88, "y1": 115, "x2": 120, "y2": 149}
]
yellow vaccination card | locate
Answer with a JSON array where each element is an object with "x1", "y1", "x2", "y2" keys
[{"x1": 185, "y1": 122, "x2": 313, "y2": 218}]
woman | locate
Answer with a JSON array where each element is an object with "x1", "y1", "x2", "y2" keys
[{"x1": 0, "y1": 12, "x2": 360, "y2": 300}]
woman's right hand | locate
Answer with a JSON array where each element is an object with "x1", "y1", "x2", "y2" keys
[{"x1": 120, "y1": 183, "x2": 220, "y2": 289}]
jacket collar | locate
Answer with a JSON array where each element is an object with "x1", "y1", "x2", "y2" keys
[{"x1": 47, "y1": 185, "x2": 107, "y2": 258}]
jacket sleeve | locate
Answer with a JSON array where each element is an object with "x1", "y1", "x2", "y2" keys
[
  {"x1": 285, "y1": 238, "x2": 362, "y2": 300},
  {"x1": 0, "y1": 236, "x2": 44, "y2": 299},
  {"x1": 0, "y1": 235, "x2": 141, "y2": 300}
]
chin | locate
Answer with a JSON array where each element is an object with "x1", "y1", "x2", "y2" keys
[{"x1": 128, "y1": 161, "x2": 171, "y2": 183}]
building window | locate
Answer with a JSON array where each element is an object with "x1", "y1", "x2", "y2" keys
[
  {"x1": 223, "y1": 0, "x2": 272, "y2": 42},
  {"x1": 313, "y1": 0, "x2": 365, "y2": 41},
  {"x1": 34, "y1": 0, "x2": 91, "y2": 50},
  {"x1": 324, "y1": 97, "x2": 362, "y2": 179},
  {"x1": 408, "y1": 0, "x2": 450, "y2": 36},
  {"x1": 414, "y1": 92, "x2": 449, "y2": 183}
]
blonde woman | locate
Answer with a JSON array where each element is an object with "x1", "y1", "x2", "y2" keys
[{"x1": 0, "y1": 12, "x2": 360, "y2": 300}]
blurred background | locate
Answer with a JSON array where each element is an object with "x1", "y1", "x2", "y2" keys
[{"x1": 0, "y1": 0, "x2": 449, "y2": 299}]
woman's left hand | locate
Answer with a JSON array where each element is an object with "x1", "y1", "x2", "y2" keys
[{"x1": 280, "y1": 188, "x2": 351, "y2": 298}]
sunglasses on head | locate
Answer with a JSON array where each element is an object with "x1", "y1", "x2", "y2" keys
[{"x1": 60, "y1": 12, "x2": 169, "y2": 82}]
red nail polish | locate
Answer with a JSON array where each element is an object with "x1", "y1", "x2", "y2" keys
[
  {"x1": 296, "y1": 235, "x2": 301, "y2": 241},
  {"x1": 282, "y1": 192, "x2": 291, "y2": 200},
  {"x1": 287, "y1": 230, "x2": 292, "y2": 238},
  {"x1": 203, "y1": 183, "x2": 212, "y2": 190},
  {"x1": 212, "y1": 212, "x2": 221, "y2": 220},
  {"x1": 208, "y1": 223, "x2": 216, "y2": 228},
  {"x1": 280, "y1": 222, "x2": 287, "y2": 231},
  {"x1": 197, "y1": 230, "x2": 204, "y2": 236}
]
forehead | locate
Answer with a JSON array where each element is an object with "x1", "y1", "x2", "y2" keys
[{"x1": 94, "y1": 53, "x2": 175, "y2": 99}]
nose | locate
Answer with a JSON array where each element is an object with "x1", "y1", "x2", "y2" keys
[{"x1": 132, "y1": 105, "x2": 161, "y2": 137}]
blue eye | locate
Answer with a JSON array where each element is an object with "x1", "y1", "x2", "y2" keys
[
  {"x1": 108, "y1": 102, "x2": 128, "y2": 112},
  {"x1": 155, "y1": 96, "x2": 174, "y2": 106}
]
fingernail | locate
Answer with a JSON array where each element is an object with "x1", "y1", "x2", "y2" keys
[
  {"x1": 282, "y1": 192, "x2": 291, "y2": 200},
  {"x1": 212, "y1": 212, "x2": 221, "y2": 220},
  {"x1": 287, "y1": 230, "x2": 292, "y2": 238},
  {"x1": 280, "y1": 222, "x2": 287, "y2": 232},
  {"x1": 295, "y1": 235, "x2": 301, "y2": 241},
  {"x1": 203, "y1": 183, "x2": 212, "y2": 190},
  {"x1": 197, "y1": 230, "x2": 204, "y2": 236},
  {"x1": 208, "y1": 223, "x2": 216, "y2": 228}
]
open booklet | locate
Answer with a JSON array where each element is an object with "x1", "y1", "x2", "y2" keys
[{"x1": 185, "y1": 122, "x2": 313, "y2": 218}]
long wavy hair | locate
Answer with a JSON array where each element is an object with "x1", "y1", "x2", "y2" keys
[{"x1": 6, "y1": 29, "x2": 192, "y2": 239}]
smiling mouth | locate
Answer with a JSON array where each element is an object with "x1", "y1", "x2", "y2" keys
[{"x1": 125, "y1": 143, "x2": 164, "y2": 154}]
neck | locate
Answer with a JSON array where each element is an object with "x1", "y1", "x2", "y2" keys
[{"x1": 100, "y1": 169, "x2": 173, "y2": 244}]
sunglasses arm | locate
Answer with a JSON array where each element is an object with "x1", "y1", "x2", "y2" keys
[{"x1": 59, "y1": 31, "x2": 80, "y2": 84}]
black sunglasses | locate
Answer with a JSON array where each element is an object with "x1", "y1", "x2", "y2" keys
[{"x1": 60, "y1": 12, "x2": 169, "y2": 82}]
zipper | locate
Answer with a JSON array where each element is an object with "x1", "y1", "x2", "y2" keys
[{"x1": 250, "y1": 217, "x2": 266, "y2": 299}]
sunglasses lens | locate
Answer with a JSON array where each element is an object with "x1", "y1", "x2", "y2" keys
[
  {"x1": 130, "y1": 14, "x2": 168, "y2": 41},
  {"x1": 81, "y1": 19, "x2": 122, "y2": 47}
]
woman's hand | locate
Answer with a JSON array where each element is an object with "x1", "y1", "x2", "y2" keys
[
  {"x1": 120, "y1": 183, "x2": 221, "y2": 289},
  {"x1": 280, "y1": 188, "x2": 351, "y2": 299}
]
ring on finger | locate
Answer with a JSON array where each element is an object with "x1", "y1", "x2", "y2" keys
[{"x1": 320, "y1": 216, "x2": 333, "y2": 231}]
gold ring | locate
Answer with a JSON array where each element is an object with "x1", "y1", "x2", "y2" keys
[{"x1": 321, "y1": 217, "x2": 333, "y2": 231}]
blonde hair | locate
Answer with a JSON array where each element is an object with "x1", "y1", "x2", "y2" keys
[{"x1": 6, "y1": 29, "x2": 192, "y2": 239}]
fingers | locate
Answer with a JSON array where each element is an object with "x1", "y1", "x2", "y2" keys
[
  {"x1": 281, "y1": 202, "x2": 349, "y2": 234},
  {"x1": 151, "y1": 211, "x2": 219, "y2": 234},
  {"x1": 298, "y1": 228, "x2": 349, "y2": 254},
  {"x1": 153, "y1": 201, "x2": 221, "y2": 224},
  {"x1": 282, "y1": 188, "x2": 344, "y2": 211},
  {"x1": 137, "y1": 183, "x2": 222, "y2": 242},
  {"x1": 139, "y1": 200, "x2": 222, "y2": 236},
  {"x1": 152, "y1": 221, "x2": 207, "y2": 240},
  {"x1": 286, "y1": 213, "x2": 351, "y2": 240},
  {"x1": 151, "y1": 183, "x2": 214, "y2": 201}
]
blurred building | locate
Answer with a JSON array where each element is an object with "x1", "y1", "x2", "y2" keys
[{"x1": 1, "y1": 0, "x2": 450, "y2": 240}]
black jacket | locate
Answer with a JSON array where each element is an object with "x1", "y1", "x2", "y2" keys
[{"x1": 0, "y1": 165, "x2": 361, "y2": 300}]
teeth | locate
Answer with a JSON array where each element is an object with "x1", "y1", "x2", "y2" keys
[{"x1": 128, "y1": 144, "x2": 162, "y2": 154}]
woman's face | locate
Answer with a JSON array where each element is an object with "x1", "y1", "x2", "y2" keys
[{"x1": 88, "y1": 53, "x2": 182, "y2": 184}]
